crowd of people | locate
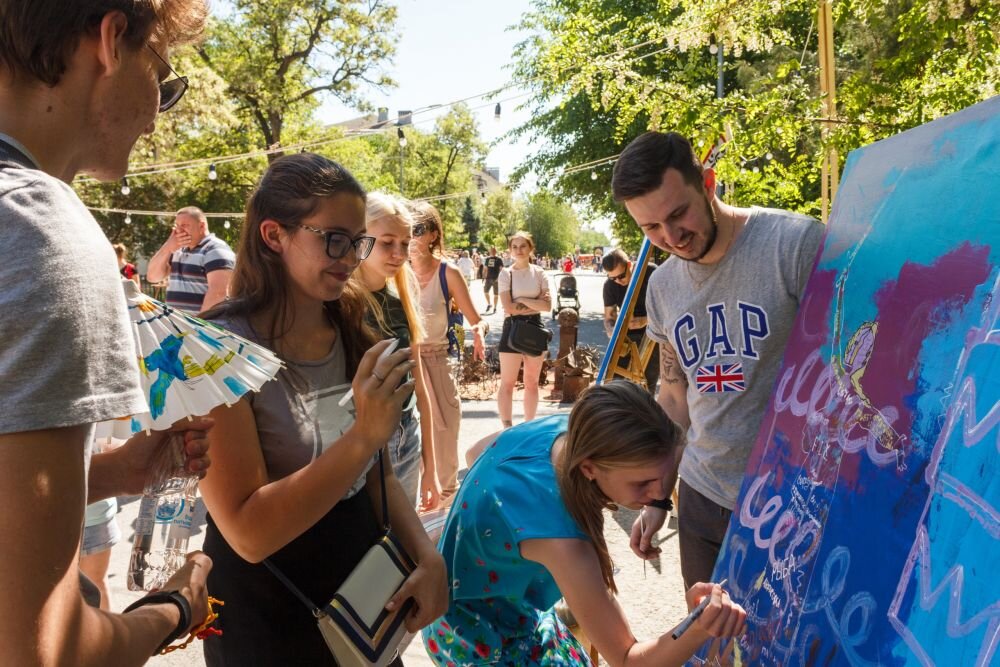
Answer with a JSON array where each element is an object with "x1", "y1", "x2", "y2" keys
[{"x1": 1, "y1": 1, "x2": 838, "y2": 665}]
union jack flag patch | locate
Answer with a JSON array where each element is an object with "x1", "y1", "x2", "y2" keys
[{"x1": 696, "y1": 363, "x2": 746, "y2": 393}]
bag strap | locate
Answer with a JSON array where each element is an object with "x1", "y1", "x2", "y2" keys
[
  {"x1": 438, "y1": 262, "x2": 451, "y2": 313},
  {"x1": 376, "y1": 448, "x2": 390, "y2": 531},
  {"x1": 262, "y1": 559, "x2": 322, "y2": 617},
  {"x1": 264, "y1": 450, "x2": 390, "y2": 614},
  {"x1": 0, "y1": 137, "x2": 35, "y2": 170}
]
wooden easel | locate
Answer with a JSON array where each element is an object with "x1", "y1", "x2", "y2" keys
[{"x1": 597, "y1": 241, "x2": 657, "y2": 385}]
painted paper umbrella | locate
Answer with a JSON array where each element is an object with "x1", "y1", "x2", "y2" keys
[{"x1": 99, "y1": 280, "x2": 283, "y2": 438}]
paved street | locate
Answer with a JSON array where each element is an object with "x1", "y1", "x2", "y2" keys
[{"x1": 108, "y1": 269, "x2": 688, "y2": 666}]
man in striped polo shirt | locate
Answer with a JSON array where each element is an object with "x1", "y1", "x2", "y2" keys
[{"x1": 147, "y1": 206, "x2": 235, "y2": 313}]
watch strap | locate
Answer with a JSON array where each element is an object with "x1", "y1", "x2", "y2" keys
[
  {"x1": 647, "y1": 496, "x2": 674, "y2": 512},
  {"x1": 123, "y1": 589, "x2": 192, "y2": 655}
]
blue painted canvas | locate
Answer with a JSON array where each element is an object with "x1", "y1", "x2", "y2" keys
[{"x1": 696, "y1": 96, "x2": 1000, "y2": 665}]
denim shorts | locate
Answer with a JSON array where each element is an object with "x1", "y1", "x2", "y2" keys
[
  {"x1": 390, "y1": 407, "x2": 423, "y2": 505},
  {"x1": 81, "y1": 512, "x2": 121, "y2": 556}
]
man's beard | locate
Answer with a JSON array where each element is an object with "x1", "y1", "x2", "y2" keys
[{"x1": 677, "y1": 194, "x2": 719, "y2": 263}]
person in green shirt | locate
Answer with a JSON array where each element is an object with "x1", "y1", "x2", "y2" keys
[{"x1": 355, "y1": 192, "x2": 442, "y2": 510}]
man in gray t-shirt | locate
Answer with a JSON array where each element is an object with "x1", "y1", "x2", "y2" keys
[
  {"x1": 0, "y1": 4, "x2": 216, "y2": 662},
  {"x1": 611, "y1": 131, "x2": 825, "y2": 590}
]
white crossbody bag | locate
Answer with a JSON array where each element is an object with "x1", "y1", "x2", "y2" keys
[{"x1": 264, "y1": 452, "x2": 415, "y2": 666}]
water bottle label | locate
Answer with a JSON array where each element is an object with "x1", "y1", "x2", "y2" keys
[
  {"x1": 135, "y1": 496, "x2": 157, "y2": 535},
  {"x1": 168, "y1": 497, "x2": 196, "y2": 541},
  {"x1": 155, "y1": 496, "x2": 186, "y2": 523}
]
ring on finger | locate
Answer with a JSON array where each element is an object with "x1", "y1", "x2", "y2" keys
[{"x1": 372, "y1": 369, "x2": 386, "y2": 382}]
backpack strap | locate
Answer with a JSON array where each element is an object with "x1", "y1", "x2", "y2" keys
[
  {"x1": 0, "y1": 136, "x2": 37, "y2": 170},
  {"x1": 438, "y1": 262, "x2": 451, "y2": 312}
]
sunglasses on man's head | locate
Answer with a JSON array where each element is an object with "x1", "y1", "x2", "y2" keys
[{"x1": 147, "y1": 45, "x2": 189, "y2": 113}]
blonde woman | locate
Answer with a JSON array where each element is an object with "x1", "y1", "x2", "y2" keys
[
  {"x1": 498, "y1": 231, "x2": 551, "y2": 427},
  {"x1": 422, "y1": 381, "x2": 746, "y2": 666},
  {"x1": 355, "y1": 192, "x2": 441, "y2": 510},
  {"x1": 407, "y1": 200, "x2": 486, "y2": 501}
]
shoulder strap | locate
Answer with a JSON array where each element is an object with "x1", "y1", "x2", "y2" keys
[
  {"x1": 265, "y1": 450, "x2": 389, "y2": 615},
  {"x1": 438, "y1": 262, "x2": 451, "y2": 309},
  {"x1": 262, "y1": 559, "x2": 321, "y2": 616},
  {"x1": 376, "y1": 449, "x2": 390, "y2": 531},
  {"x1": 0, "y1": 137, "x2": 35, "y2": 171},
  {"x1": 0, "y1": 160, "x2": 24, "y2": 170}
]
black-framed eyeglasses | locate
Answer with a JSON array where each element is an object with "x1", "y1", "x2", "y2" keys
[
  {"x1": 412, "y1": 222, "x2": 428, "y2": 237},
  {"x1": 608, "y1": 268, "x2": 629, "y2": 283},
  {"x1": 147, "y1": 45, "x2": 189, "y2": 113},
  {"x1": 297, "y1": 224, "x2": 375, "y2": 260}
]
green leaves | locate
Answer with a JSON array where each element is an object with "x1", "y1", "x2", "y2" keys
[
  {"x1": 511, "y1": 0, "x2": 999, "y2": 248},
  {"x1": 198, "y1": 0, "x2": 399, "y2": 151}
]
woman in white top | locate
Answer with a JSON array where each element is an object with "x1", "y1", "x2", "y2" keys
[
  {"x1": 456, "y1": 250, "x2": 475, "y2": 284},
  {"x1": 498, "y1": 231, "x2": 552, "y2": 427},
  {"x1": 407, "y1": 200, "x2": 486, "y2": 501}
]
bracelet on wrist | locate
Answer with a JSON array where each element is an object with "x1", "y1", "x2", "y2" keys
[
  {"x1": 123, "y1": 589, "x2": 192, "y2": 655},
  {"x1": 647, "y1": 496, "x2": 674, "y2": 512}
]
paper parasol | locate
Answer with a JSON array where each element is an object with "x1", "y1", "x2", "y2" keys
[{"x1": 101, "y1": 280, "x2": 283, "y2": 437}]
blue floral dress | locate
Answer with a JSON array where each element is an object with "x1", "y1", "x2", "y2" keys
[{"x1": 422, "y1": 415, "x2": 593, "y2": 666}]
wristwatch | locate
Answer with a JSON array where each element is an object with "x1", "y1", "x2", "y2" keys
[
  {"x1": 647, "y1": 496, "x2": 674, "y2": 512},
  {"x1": 123, "y1": 589, "x2": 192, "y2": 655}
]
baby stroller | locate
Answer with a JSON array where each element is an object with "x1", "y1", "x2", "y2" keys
[{"x1": 552, "y1": 273, "x2": 580, "y2": 318}]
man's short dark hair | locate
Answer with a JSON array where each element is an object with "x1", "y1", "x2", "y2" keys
[
  {"x1": 0, "y1": 1, "x2": 207, "y2": 86},
  {"x1": 612, "y1": 131, "x2": 704, "y2": 202},
  {"x1": 602, "y1": 248, "x2": 629, "y2": 272}
]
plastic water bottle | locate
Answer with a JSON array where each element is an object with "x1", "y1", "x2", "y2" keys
[{"x1": 127, "y1": 433, "x2": 199, "y2": 591}]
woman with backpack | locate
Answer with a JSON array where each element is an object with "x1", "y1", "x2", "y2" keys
[{"x1": 407, "y1": 200, "x2": 486, "y2": 503}]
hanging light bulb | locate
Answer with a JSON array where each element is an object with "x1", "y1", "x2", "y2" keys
[
  {"x1": 223, "y1": 220, "x2": 231, "y2": 229},
  {"x1": 752, "y1": 166, "x2": 760, "y2": 173},
  {"x1": 397, "y1": 127, "x2": 407, "y2": 148},
  {"x1": 591, "y1": 170, "x2": 599, "y2": 180},
  {"x1": 208, "y1": 163, "x2": 218, "y2": 180},
  {"x1": 120, "y1": 178, "x2": 130, "y2": 196},
  {"x1": 124, "y1": 212, "x2": 132, "y2": 225},
  {"x1": 494, "y1": 103, "x2": 502, "y2": 121},
  {"x1": 709, "y1": 43, "x2": 719, "y2": 55},
  {"x1": 765, "y1": 152, "x2": 774, "y2": 161}
]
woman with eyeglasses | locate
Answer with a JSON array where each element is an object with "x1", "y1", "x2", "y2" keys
[
  {"x1": 498, "y1": 231, "x2": 552, "y2": 428},
  {"x1": 407, "y1": 200, "x2": 486, "y2": 504},
  {"x1": 354, "y1": 192, "x2": 442, "y2": 511},
  {"x1": 198, "y1": 154, "x2": 448, "y2": 665}
]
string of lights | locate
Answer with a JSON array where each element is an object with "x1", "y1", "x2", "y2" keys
[
  {"x1": 88, "y1": 2, "x2": 826, "y2": 222},
  {"x1": 87, "y1": 188, "x2": 479, "y2": 225},
  {"x1": 83, "y1": 4, "x2": 747, "y2": 186}
]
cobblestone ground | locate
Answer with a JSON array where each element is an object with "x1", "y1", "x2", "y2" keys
[{"x1": 107, "y1": 271, "x2": 691, "y2": 666}]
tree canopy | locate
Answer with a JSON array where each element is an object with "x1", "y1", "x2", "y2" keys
[
  {"x1": 509, "y1": 0, "x2": 999, "y2": 250},
  {"x1": 197, "y1": 0, "x2": 399, "y2": 156}
]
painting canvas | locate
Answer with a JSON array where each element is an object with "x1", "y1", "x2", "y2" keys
[{"x1": 699, "y1": 96, "x2": 1000, "y2": 666}]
